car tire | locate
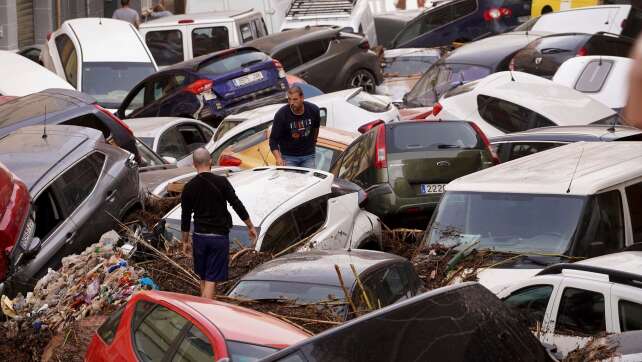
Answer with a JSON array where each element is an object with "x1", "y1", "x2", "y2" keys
[{"x1": 347, "y1": 69, "x2": 377, "y2": 93}]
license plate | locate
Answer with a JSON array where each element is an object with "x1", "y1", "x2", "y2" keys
[
  {"x1": 233, "y1": 71, "x2": 264, "y2": 87},
  {"x1": 420, "y1": 184, "x2": 446, "y2": 194}
]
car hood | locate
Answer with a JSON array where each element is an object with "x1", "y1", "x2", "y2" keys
[{"x1": 478, "y1": 268, "x2": 542, "y2": 294}]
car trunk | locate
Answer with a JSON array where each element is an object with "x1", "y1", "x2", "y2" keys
[{"x1": 512, "y1": 35, "x2": 588, "y2": 78}]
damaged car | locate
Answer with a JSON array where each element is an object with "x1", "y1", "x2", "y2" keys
[
  {"x1": 162, "y1": 167, "x2": 382, "y2": 253},
  {"x1": 0, "y1": 125, "x2": 140, "y2": 297},
  {"x1": 376, "y1": 48, "x2": 443, "y2": 104}
]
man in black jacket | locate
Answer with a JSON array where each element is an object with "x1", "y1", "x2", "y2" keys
[
  {"x1": 181, "y1": 148, "x2": 257, "y2": 299},
  {"x1": 269, "y1": 86, "x2": 321, "y2": 168}
]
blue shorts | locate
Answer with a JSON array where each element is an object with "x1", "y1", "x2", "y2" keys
[{"x1": 192, "y1": 233, "x2": 229, "y2": 282}]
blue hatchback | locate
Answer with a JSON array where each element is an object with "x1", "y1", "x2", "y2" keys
[
  {"x1": 391, "y1": 0, "x2": 531, "y2": 49},
  {"x1": 116, "y1": 47, "x2": 288, "y2": 126}
]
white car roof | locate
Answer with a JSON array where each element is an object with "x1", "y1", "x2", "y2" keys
[
  {"x1": 451, "y1": 71, "x2": 615, "y2": 125},
  {"x1": 64, "y1": 18, "x2": 154, "y2": 63},
  {"x1": 447, "y1": 141, "x2": 642, "y2": 196},
  {"x1": 124, "y1": 117, "x2": 211, "y2": 138},
  {"x1": 140, "y1": 9, "x2": 257, "y2": 28},
  {"x1": 318, "y1": 127, "x2": 359, "y2": 145},
  {"x1": 0, "y1": 51, "x2": 73, "y2": 96},
  {"x1": 165, "y1": 167, "x2": 333, "y2": 226},
  {"x1": 576, "y1": 251, "x2": 642, "y2": 275}
]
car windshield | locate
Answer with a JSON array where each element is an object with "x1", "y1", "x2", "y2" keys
[
  {"x1": 404, "y1": 62, "x2": 490, "y2": 107},
  {"x1": 383, "y1": 55, "x2": 440, "y2": 77},
  {"x1": 227, "y1": 340, "x2": 279, "y2": 362},
  {"x1": 228, "y1": 280, "x2": 344, "y2": 304},
  {"x1": 214, "y1": 119, "x2": 246, "y2": 141},
  {"x1": 347, "y1": 89, "x2": 391, "y2": 113},
  {"x1": 425, "y1": 191, "x2": 587, "y2": 254},
  {"x1": 198, "y1": 49, "x2": 269, "y2": 76},
  {"x1": 82, "y1": 62, "x2": 155, "y2": 109}
]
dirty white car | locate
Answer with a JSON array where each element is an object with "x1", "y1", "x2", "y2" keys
[
  {"x1": 376, "y1": 48, "x2": 442, "y2": 104},
  {"x1": 496, "y1": 252, "x2": 642, "y2": 358},
  {"x1": 162, "y1": 167, "x2": 382, "y2": 253}
]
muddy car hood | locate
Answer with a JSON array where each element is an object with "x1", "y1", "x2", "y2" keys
[{"x1": 260, "y1": 282, "x2": 554, "y2": 362}]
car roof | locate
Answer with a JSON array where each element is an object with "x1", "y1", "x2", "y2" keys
[
  {"x1": 239, "y1": 249, "x2": 406, "y2": 287},
  {"x1": 460, "y1": 71, "x2": 615, "y2": 124},
  {"x1": 490, "y1": 125, "x2": 642, "y2": 143},
  {"x1": 447, "y1": 141, "x2": 642, "y2": 195},
  {"x1": 63, "y1": 18, "x2": 153, "y2": 63},
  {"x1": 247, "y1": 27, "x2": 338, "y2": 53},
  {"x1": 0, "y1": 51, "x2": 73, "y2": 96},
  {"x1": 139, "y1": 9, "x2": 258, "y2": 28},
  {"x1": 576, "y1": 252, "x2": 642, "y2": 275},
  {"x1": 383, "y1": 48, "x2": 442, "y2": 59},
  {"x1": 165, "y1": 46, "x2": 263, "y2": 71},
  {"x1": 137, "y1": 291, "x2": 310, "y2": 347},
  {"x1": 318, "y1": 126, "x2": 359, "y2": 146},
  {"x1": 0, "y1": 125, "x2": 101, "y2": 191},
  {"x1": 124, "y1": 117, "x2": 210, "y2": 138}
]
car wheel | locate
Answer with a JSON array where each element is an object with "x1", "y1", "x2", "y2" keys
[{"x1": 348, "y1": 69, "x2": 376, "y2": 93}]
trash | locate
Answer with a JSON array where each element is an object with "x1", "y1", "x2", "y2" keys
[
  {"x1": 1, "y1": 294, "x2": 17, "y2": 319},
  {"x1": 107, "y1": 259, "x2": 127, "y2": 273},
  {"x1": 139, "y1": 277, "x2": 158, "y2": 290}
]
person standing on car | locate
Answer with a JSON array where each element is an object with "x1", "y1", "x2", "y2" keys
[
  {"x1": 181, "y1": 147, "x2": 257, "y2": 299},
  {"x1": 269, "y1": 86, "x2": 321, "y2": 168},
  {"x1": 112, "y1": 0, "x2": 140, "y2": 28}
]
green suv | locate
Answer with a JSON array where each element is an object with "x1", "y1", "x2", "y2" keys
[{"x1": 329, "y1": 120, "x2": 498, "y2": 224}]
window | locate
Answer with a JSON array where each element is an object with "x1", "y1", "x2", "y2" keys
[
  {"x1": 211, "y1": 123, "x2": 271, "y2": 164},
  {"x1": 273, "y1": 47, "x2": 302, "y2": 72},
  {"x1": 214, "y1": 119, "x2": 246, "y2": 141},
  {"x1": 228, "y1": 340, "x2": 278, "y2": 361},
  {"x1": 177, "y1": 124, "x2": 206, "y2": 152},
  {"x1": 574, "y1": 59, "x2": 613, "y2": 93},
  {"x1": 619, "y1": 300, "x2": 642, "y2": 332},
  {"x1": 192, "y1": 27, "x2": 230, "y2": 58},
  {"x1": 387, "y1": 122, "x2": 482, "y2": 153},
  {"x1": 146, "y1": 30, "x2": 184, "y2": 66},
  {"x1": 153, "y1": 74, "x2": 187, "y2": 101},
  {"x1": 337, "y1": 131, "x2": 376, "y2": 187},
  {"x1": 575, "y1": 190, "x2": 624, "y2": 257},
  {"x1": 299, "y1": 40, "x2": 329, "y2": 64},
  {"x1": 254, "y1": 18, "x2": 268, "y2": 38},
  {"x1": 55, "y1": 34, "x2": 78, "y2": 88},
  {"x1": 82, "y1": 62, "x2": 156, "y2": 109},
  {"x1": 97, "y1": 306, "x2": 125, "y2": 344},
  {"x1": 133, "y1": 303, "x2": 190, "y2": 362},
  {"x1": 158, "y1": 128, "x2": 188, "y2": 159},
  {"x1": 33, "y1": 188, "x2": 62, "y2": 240},
  {"x1": 555, "y1": 288, "x2": 605, "y2": 336},
  {"x1": 451, "y1": 0, "x2": 477, "y2": 18},
  {"x1": 586, "y1": 36, "x2": 633, "y2": 58},
  {"x1": 315, "y1": 146, "x2": 341, "y2": 171},
  {"x1": 54, "y1": 153, "x2": 105, "y2": 215},
  {"x1": 319, "y1": 107, "x2": 327, "y2": 126},
  {"x1": 292, "y1": 196, "x2": 328, "y2": 238},
  {"x1": 505, "y1": 142, "x2": 563, "y2": 161},
  {"x1": 171, "y1": 325, "x2": 214, "y2": 362},
  {"x1": 136, "y1": 138, "x2": 166, "y2": 167},
  {"x1": 626, "y1": 182, "x2": 642, "y2": 243},
  {"x1": 198, "y1": 49, "x2": 268, "y2": 76},
  {"x1": 199, "y1": 125, "x2": 214, "y2": 141},
  {"x1": 124, "y1": 85, "x2": 147, "y2": 112},
  {"x1": 261, "y1": 212, "x2": 299, "y2": 253},
  {"x1": 239, "y1": 23, "x2": 254, "y2": 42},
  {"x1": 503, "y1": 285, "x2": 553, "y2": 329},
  {"x1": 359, "y1": 263, "x2": 417, "y2": 309},
  {"x1": 478, "y1": 95, "x2": 556, "y2": 133}
]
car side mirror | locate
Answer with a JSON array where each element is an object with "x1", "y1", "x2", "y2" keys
[
  {"x1": 24, "y1": 237, "x2": 42, "y2": 257},
  {"x1": 589, "y1": 241, "x2": 606, "y2": 257},
  {"x1": 163, "y1": 156, "x2": 177, "y2": 164}
]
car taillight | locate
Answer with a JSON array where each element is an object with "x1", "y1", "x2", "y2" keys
[
  {"x1": 469, "y1": 121, "x2": 500, "y2": 164},
  {"x1": 374, "y1": 125, "x2": 387, "y2": 169},
  {"x1": 483, "y1": 7, "x2": 512, "y2": 21},
  {"x1": 358, "y1": 40, "x2": 370, "y2": 50},
  {"x1": 576, "y1": 47, "x2": 588, "y2": 56},
  {"x1": 357, "y1": 119, "x2": 384, "y2": 134},
  {"x1": 178, "y1": 19, "x2": 194, "y2": 24},
  {"x1": 272, "y1": 59, "x2": 286, "y2": 79},
  {"x1": 219, "y1": 155, "x2": 241, "y2": 167},
  {"x1": 185, "y1": 79, "x2": 214, "y2": 94},
  {"x1": 95, "y1": 105, "x2": 133, "y2": 136},
  {"x1": 432, "y1": 102, "x2": 443, "y2": 116}
]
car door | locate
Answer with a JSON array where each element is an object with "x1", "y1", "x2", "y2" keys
[
  {"x1": 610, "y1": 284, "x2": 642, "y2": 333},
  {"x1": 177, "y1": 123, "x2": 208, "y2": 152},
  {"x1": 294, "y1": 39, "x2": 332, "y2": 90},
  {"x1": 500, "y1": 278, "x2": 562, "y2": 332},
  {"x1": 157, "y1": 127, "x2": 190, "y2": 160},
  {"x1": 118, "y1": 81, "x2": 151, "y2": 119},
  {"x1": 309, "y1": 192, "x2": 362, "y2": 249}
]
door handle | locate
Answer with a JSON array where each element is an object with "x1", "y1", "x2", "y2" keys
[
  {"x1": 106, "y1": 189, "x2": 118, "y2": 202},
  {"x1": 65, "y1": 232, "x2": 76, "y2": 244}
]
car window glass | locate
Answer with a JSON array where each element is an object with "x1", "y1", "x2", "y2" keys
[
  {"x1": 360, "y1": 265, "x2": 410, "y2": 309},
  {"x1": 319, "y1": 108, "x2": 327, "y2": 126},
  {"x1": 158, "y1": 127, "x2": 189, "y2": 159},
  {"x1": 239, "y1": 23, "x2": 254, "y2": 42},
  {"x1": 97, "y1": 305, "x2": 125, "y2": 344},
  {"x1": 586, "y1": 36, "x2": 632, "y2": 58},
  {"x1": 134, "y1": 304, "x2": 190, "y2": 362},
  {"x1": 136, "y1": 138, "x2": 165, "y2": 167},
  {"x1": 211, "y1": 123, "x2": 271, "y2": 163},
  {"x1": 274, "y1": 47, "x2": 302, "y2": 72},
  {"x1": 228, "y1": 340, "x2": 278, "y2": 361},
  {"x1": 254, "y1": 19, "x2": 268, "y2": 38},
  {"x1": 575, "y1": 190, "x2": 624, "y2": 257},
  {"x1": 192, "y1": 27, "x2": 230, "y2": 58},
  {"x1": 125, "y1": 85, "x2": 147, "y2": 111},
  {"x1": 61, "y1": 114, "x2": 111, "y2": 139},
  {"x1": 383, "y1": 55, "x2": 439, "y2": 77},
  {"x1": 315, "y1": 146, "x2": 340, "y2": 171},
  {"x1": 33, "y1": 188, "x2": 63, "y2": 241},
  {"x1": 338, "y1": 131, "x2": 376, "y2": 187},
  {"x1": 214, "y1": 119, "x2": 245, "y2": 141},
  {"x1": 503, "y1": 285, "x2": 553, "y2": 329},
  {"x1": 261, "y1": 212, "x2": 299, "y2": 253},
  {"x1": 507, "y1": 142, "x2": 562, "y2": 161},
  {"x1": 452, "y1": 0, "x2": 477, "y2": 18},
  {"x1": 171, "y1": 324, "x2": 214, "y2": 362},
  {"x1": 626, "y1": 182, "x2": 642, "y2": 243},
  {"x1": 575, "y1": 59, "x2": 613, "y2": 93},
  {"x1": 146, "y1": 30, "x2": 184, "y2": 66},
  {"x1": 394, "y1": 6, "x2": 451, "y2": 46},
  {"x1": 387, "y1": 122, "x2": 482, "y2": 153},
  {"x1": 555, "y1": 287, "x2": 605, "y2": 336},
  {"x1": 292, "y1": 196, "x2": 328, "y2": 238},
  {"x1": 478, "y1": 95, "x2": 556, "y2": 133},
  {"x1": 82, "y1": 62, "x2": 156, "y2": 109},
  {"x1": 153, "y1": 74, "x2": 188, "y2": 101},
  {"x1": 299, "y1": 40, "x2": 329, "y2": 64},
  {"x1": 53, "y1": 153, "x2": 105, "y2": 215},
  {"x1": 198, "y1": 49, "x2": 268, "y2": 76},
  {"x1": 199, "y1": 125, "x2": 214, "y2": 141},
  {"x1": 177, "y1": 124, "x2": 206, "y2": 152},
  {"x1": 619, "y1": 299, "x2": 642, "y2": 332},
  {"x1": 55, "y1": 34, "x2": 78, "y2": 88}
]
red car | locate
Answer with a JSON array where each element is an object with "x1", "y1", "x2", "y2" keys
[
  {"x1": 85, "y1": 291, "x2": 311, "y2": 361},
  {"x1": 0, "y1": 162, "x2": 30, "y2": 283}
]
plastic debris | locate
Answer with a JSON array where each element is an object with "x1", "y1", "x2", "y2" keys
[{"x1": 139, "y1": 277, "x2": 159, "y2": 290}]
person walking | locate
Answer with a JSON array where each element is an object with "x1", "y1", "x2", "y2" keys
[
  {"x1": 269, "y1": 86, "x2": 321, "y2": 168},
  {"x1": 181, "y1": 148, "x2": 257, "y2": 299},
  {"x1": 112, "y1": 0, "x2": 140, "y2": 28}
]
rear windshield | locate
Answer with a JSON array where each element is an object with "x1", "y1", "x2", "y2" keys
[
  {"x1": 387, "y1": 122, "x2": 483, "y2": 153},
  {"x1": 515, "y1": 7, "x2": 618, "y2": 34},
  {"x1": 383, "y1": 55, "x2": 440, "y2": 77},
  {"x1": 0, "y1": 93, "x2": 79, "y2": 129},
  {"x1": 531, "y1": 34, "x2": 587, "y2": 53},
  {"x1": 214, "y1": 118, "x2": 246, "y2": 141},
  {"x1": 145, "y1": 30, "x2": 184, "y2": 66},
  {"x1": 82, "y1": 62, "x2": 156, "y2": 109},
  {"x1": 347, "y1": 89, "x2": 391, "y2": 113},
  {"x1": 198, "y1": 49, "x2": 269, "y2": 76}
]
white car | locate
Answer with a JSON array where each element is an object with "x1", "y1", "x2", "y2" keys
[
  {"x1": 176, "y1": 88, "x2": 399, "y2": 167},
  {"x1": 123, "y1": 117, "x2": 215, "y2": 163},
  {"x1": 496, "y1": 252, "x2": 642, "y2": 358},
  {"x1": 553, "y1": 56, "x2": 632, "y2": 112},
  {"x1": 41, "y1": 18, "x2": 158, "y2": 111},
  {"x1": 517, "y1": 5, "x2": 641, "y2": 37},
  {"x1": 162, "y1": 167, "x2": 382, "y2": 253},
  {"x1": 375, "y1": 48, "x2": 442, "y2": 104},
  {"x1": 0, "y1": 51, "x2": 73, "y2": 96},
  {"x1": 428, "y1": 71, "x2": 621, "y2": 137},
  {"x1": 280, "y1": 0, "x2": 383, "y2": 46}
]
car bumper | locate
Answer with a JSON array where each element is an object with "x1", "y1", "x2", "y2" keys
[
  {"x1": 364, "y1": 183, "x2": 442, "y2": 217},
  {"x1": 200, "y1": 83, "x2": 288, "y2": 121}
]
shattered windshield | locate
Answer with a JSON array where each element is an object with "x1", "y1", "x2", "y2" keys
[
  {"x1": 425, "y1": 192, "x2": 587, "y2": 254},
  {"x1": 383, "y1": 55, "x2": 439, "y2": 77}
]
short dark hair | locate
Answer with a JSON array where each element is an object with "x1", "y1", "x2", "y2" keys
[
  {"x1": 287, "y1": 86, "x2": 303, "y2": 97},
  {"x1": 121, "y1": 0, "x2": 130, "y2": 6}
]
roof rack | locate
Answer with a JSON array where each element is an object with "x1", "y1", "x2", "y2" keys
[
  {"x1": 286, "y1": 0, "x2": 357, "y2": 18},
  {"x1": 537, "y1": 263, "x2": 642, "y2": 289}
]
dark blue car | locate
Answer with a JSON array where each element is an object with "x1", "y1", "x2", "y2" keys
[
  {"x1": 391, "y1": 0, "x2": 532, "y2": 49},
  {"x1": 116, "y1": 47, "x2": 288, "y2": 127}
]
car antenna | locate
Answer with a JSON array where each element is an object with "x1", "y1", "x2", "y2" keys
[
  {"x1": 566, "y1": 146, "x2": 584, "y2": 194},
  {"x1": 607, "y1": 112, "x2": 618, "y2": 133},
  {"x1": 42, "y1": 105, "x2": 47, "y2": 140},
  {"x1": 508, "y1": 68, "x2": 516, "y2": 82}
]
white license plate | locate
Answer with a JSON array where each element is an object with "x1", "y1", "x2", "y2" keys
[
  {"x1": 233, "y1": 71, "x2": 264, "y2": 87},
  {"x1": 420, "y1": 184, "x2": 446, "y2": 194}
]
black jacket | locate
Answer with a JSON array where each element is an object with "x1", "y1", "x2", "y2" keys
[{"x1": 269, "y1": 101, "x2": 320, "y2": 156}]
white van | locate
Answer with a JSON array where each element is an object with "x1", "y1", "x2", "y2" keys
[
  {"x1": 139, "y1": 9, "x2": 268, "y2": 67},
  {"x1": 42, "y1": 18, "x2": 158, "y2": 110},
  {"x1": 423, "y1": 141, "x2": 642, "y2": 290},
  {"x1": 182, "y1": 0, "x2": 292, "y2": 34}
]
